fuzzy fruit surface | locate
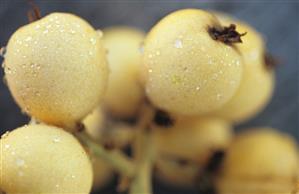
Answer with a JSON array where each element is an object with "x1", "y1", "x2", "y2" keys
[
  {"x1": 142, "y1": 9, "x2": 243, "y2": 115},
  {"x1": 216, "y1": 128, "x2": 299, "y2": 194},
  {"x1": 210, "y1": 12, "x2": 274, "y2": 123},
  {"x1": 153, "y1": 116, "x2": 232, "y2": 165},
  {"x1": 0, "y1": 124, "x2": 93, "y2": 193},
  {"x1": 3, "y1": 12, "x2": 108, "y2": 130},
  {"x1": 102, "y1": 27, "x2": 145, "y2": 118}
]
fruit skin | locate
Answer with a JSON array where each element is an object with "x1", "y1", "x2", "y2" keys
[
  {"x1": 153, "y1": 116, "x2": 232, "y2": 163},
  {"x1": 3, "y1": 12, "x2": 108, "y2": 130},
  {"x1": 153, "y1": 116, "x2": 232, "y2": 187},
  {"x1": 216, "y1": 128, "x2": 299, "y2": 194},
  {"x1": 102, "y1": 27, "x2": 145, "y2": 118},
  {"x1": 210, "y1": 12, "x2": 275, "y2": 123},
  {"x1": 83, "y1": 106, "x2": 105, "y2": 141},
  {"x1": 142, "y1": 9, "x2": 243, "y2": 115},
  {"x1": 0, "y1": 124, "x2": 93, "y2": 193}
]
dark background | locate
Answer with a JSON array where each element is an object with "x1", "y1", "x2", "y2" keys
[{"x1": 0, "y1": 1, "x2": 298, "y2": 194}]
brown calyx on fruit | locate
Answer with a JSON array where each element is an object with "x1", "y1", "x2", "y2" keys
[
  {"x1": 264, "y1": 52, "x2": 278, "y2": 70},
  {"x1": 209, "y1": 24, "x2": 246, "y2": 44},
  {"x1": 27, "y1": 0, "x2": 41, "y2": 23},
  {"x1": 153, "y1": 109, "x2": 174, "y2": 127}
]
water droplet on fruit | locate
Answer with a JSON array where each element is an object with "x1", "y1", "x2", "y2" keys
[
  {"x1": 18, "y1": 171, "x2": 24, "y2": 177},
  {"x1": 71, "y1": 175, "x2": 76, "y2": 179},
  {"x1": 148, "y1": 69, "x2": 153, "y2": 73},
  {"x1": 0, "y1": 46, "x2": 7, "y2": 58},
  {"x1": 90, "y1": 37, "x2": 96, "y2": 45},
  {"x1": 97, "y1": 30, "x2": 103, "y2": 38},
  {"x1": 174, "y1": 39, "x2": 183, "y2": 48},
  {"x1": 216, "y1": 94, "x2": 222, "y2": 100},
  {"x1": 16, "y1": 158, "x2": 25, "y2": 167},
  {"x1": 25, "y1": 36, "x2": 32, "y2": 42},
  {"x1": 196, "y1": 86, "x2": 200, "y2": 91},
  {"x1": 139, "y1": 43, "x2": 144, "y2": 53},
  {"x1": 1, "y1": 131, "x2": 10, "y2": 139},
  {"x1": 4, "y1": 144, "x2": 10, "y2": 149},
  {"x1": 43, "y1": 29, "x2": 49, "y2": 34},
  {"x1": 53, "y1": 137, "x2": 61, "y2": 143}
]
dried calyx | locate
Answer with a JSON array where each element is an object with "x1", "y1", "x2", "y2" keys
[
  {"x1": 209, "y1": 24, "x2": 246, "y2": 44},
  {"x1": 264, "y1": 52, "x2": 278, "y2": 70},
  {"x1": 27, "y1": 1, "x2": 41, "y2": 23},
  {"x1": 153, "y1": 109, "x2": 174, "y2": 127}
]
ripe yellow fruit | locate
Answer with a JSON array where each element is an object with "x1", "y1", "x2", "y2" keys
[
  {"x1": 0, "y1": 124, "x2": 93, "y2": 193},
  {"x1": 155, "y1": 156, "x2": 200, "y2": 188},
  {"x1": 3, "y1": 13, "x2": 108, "y2": 130},
  {"x1": 83, "y1": 106, "x2": 105, "y2": 141},
  {"x1": 153, "y1": 116, "x2": 232, "y2": 186},
  {"x1": 210, "y1": 12, "x2": 274, "y2": 123},
  {"x1": 216, "y1": 128, "x2": 299, "y2": 194},
  {"x1": 142, "y1": 9, "x2": 243, "y2": 115},
  {"x1": 90, "y1": 156, "x2": 114, "y2": 191},
  {"x1": 102, "y1": 27, "x2": 145, "y2": 118},
  {"x1": 153, "y1": 116, "x2": 232, "y2": 163}
]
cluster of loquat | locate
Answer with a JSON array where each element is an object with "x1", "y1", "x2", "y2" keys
[{"x1": 0, "y1": 8, "x2": 298, "y2": 194}]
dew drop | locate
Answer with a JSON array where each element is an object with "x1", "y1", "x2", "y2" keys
[
  {"x1": 139, "y1": 43, "x2": 144, "y2": 53},
  {"x1": 174, "y1": 39, "x2": 183, "y2": 48},
  {"x1": 25, "y1": 36, "x2": 32, "y2": 42},
  {"x1": 0, "y1": 46, "x2": 7, "y2": 58},
  {"x1": 4, "y1": 144, "x2": 10, "y2": 149},
  {"x1": 216, "y1": 94, "x2": 222, "y2": 100},
  {"x1": 53, "y1": 137, "x2": 61, "y2": 143},
  {"x1": 16, "y1": 158, "x2": 25, "y2": 167},
  {"x1": 1, "y1": 131, "x2": 10, "y2": 139},
  {"x1": 18, "y1": 171, "x2": 24, "y2": 177},
  {"x1": 97, "y1": 30, "x2": 103, "y2": 38},
  {"x1": 90, "y1": 37, "x2": 96, "y2": 45}
]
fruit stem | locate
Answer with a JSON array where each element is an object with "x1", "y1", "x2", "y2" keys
[
  {"x1": 129, "y1": 104, "x2": 155, "y2": 194},
  {"x1": 209, "y1": 24, "x2": 246, "y2": 44},
  {"x1": 76, "y1": 131, "x2": 136, "y2": 178}
]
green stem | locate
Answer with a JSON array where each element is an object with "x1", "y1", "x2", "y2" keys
[
  {"x1": 129, "y1": 105, "x2": 155, "y2": 194},
  {"x1": 76, "y1": 131, "x2": 135, "y2": 178}
]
